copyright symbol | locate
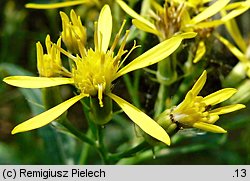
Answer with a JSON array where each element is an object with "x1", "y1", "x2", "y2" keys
[{"x1": 3, "y1": 169, "x2": 16, "y2": 179}]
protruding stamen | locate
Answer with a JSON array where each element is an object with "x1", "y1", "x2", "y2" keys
[
  {"x1": 109, "y1": 20, "x2": 127, "y2": 54},
  {"x1": 53, "y1": 43, "x2": 77, "y2": 61},
  {"x1": 98, "y1": 84, "x2": 104, "y2": 107},
  {"x1": 118, "y1": 41, "x2": 141, "y2": 68}
]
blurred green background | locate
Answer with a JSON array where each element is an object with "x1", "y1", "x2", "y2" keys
[{"x1": 0, "y1": 0, "x2": 250, "y2": 164}]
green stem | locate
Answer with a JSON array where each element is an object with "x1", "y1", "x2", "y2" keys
[
  {"x1": 154, "y1": 84, "x2": 168, "y2": 118},
  {"x1": 154, "y1": 56, "x2": 176, "y2": 118},
  {"x1": 123, "y1": 73, "x2": 141, "y2": 108},
  {"x1": 78, "y1": 130, "x2": 92, "y2": 164},
  {"x1": 110, "y1": 141, "x2": 150, "y2": 162},
  {"x1": 60, "y1": 119, "x2": 96, "y2": 146},
  {"x1": 95, "y1": 125, "x2": 111, "y2": 164},
  {"x1": 117, "y1": 144, "x2": 210, "y2": 164}
]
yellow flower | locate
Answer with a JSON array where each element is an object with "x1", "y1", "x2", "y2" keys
[
  {"x1": 60, "y1": 10, "x2": 87, "y2": 54},
  {"x1": 170, "y1": 70, "x2": 245, "y2": 133},
  {"x1": 116, "y1": 0, "x2": 250, "y2": 63},
  {"x1": 36, "y1": 35, "x2": 71, "y2": 77},
  {"x1": 3, "y1": 5, "x2": 196, "y2": 145},
  {"x1": 215, "y1": 13, "x2": 250, "y2": 79}
]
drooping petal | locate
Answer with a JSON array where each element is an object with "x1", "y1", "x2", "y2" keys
[
  {"x1": 193, "y1": 122, "x2": 227, "y2": 133},
  {"x1": 116, "y1": 0, "x2": 156, "y2": 30},
  {"x1": 193, "y1": 41, "x2": 206, "y2": 63},
  {"x1": 190, "y1": 0, "x2": 230, "y2": 24},
  {"x1": 216, "y1": 34, "x2": 248, "y2": 63},
  {"x1": 132, "y1": 19, "x2": 161, "y2": 37},
  {"x1": 209, "y1": 104, "x2": 246, "y2": 115},
  {"x1": 97, "y1": 5, "x2": 112, "y2": 53},
  {"x1": 108, "y1": 93, "x2": 171, "y2": 145},
  {"x1": 3, "y1": 76, "x2": 74, "y2": 88},
  {"x1": 12, "y1": 94, "x2": 88, "y2": 134},
  {"x1": 203, "y1": 88, "x2": 237, "y2": 106},
  {"x1": 25, "y1": 0, "x2": 94, "y2": 9},
  {"x1": 115, "y1": 32, "x2": 196, "y2": 79},
  {"x1": 190, "y1": 70, "x2": 207, "y2": 97},
  {"x1": 222, "y1": 15, "x2": 247, "y2": 52}
]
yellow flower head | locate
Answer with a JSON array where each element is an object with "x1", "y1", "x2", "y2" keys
[
  {"x1": 36, "y1": 35, "x2": 71, "y2": 77},
  {"x1": 171, "y1": 70, "x2": 245, "y2": 133},
  {"x1": 116, "y1": 0, "x2": 250, "y2": 63},
  {"x1": 216, "y1": 10, "x2": 250, "y2": 79},
  {"x1": 60, "y1": 5, "x2": 136, "y2": 107},
  {"x1": 3, "y1": 5, "x2": 196, "y2": 145},
  {"x1": 116, "y1": 0, "x2": 235, "y2": 38},
  {"x1": 60, "y1": 9, "x2": 87, "y2": 54},
  {"x1": 59, "y1": 5, "x2": 195, "y2": 107}
]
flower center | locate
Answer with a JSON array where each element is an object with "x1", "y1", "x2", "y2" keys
[
  {"x1": 172, "y1": 96, "x2": 210, "y2": 126},
  {"x1": 155, "y1": 2, "x2": 185, "y2": 39},
  {"x1": 72, "y1": 49, "x2": 119, "y2": 107}
]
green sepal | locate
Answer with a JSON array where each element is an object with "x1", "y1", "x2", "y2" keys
[
  {"x1": 89, "y1": 95, "x2": 113, "y2": 125},
  {"x1": 156, "y1": 109, "x2": 177, "y2": 135}
]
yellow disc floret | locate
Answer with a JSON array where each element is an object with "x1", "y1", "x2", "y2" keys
[{"x1": 72, "y1": 49, "x2": 119, "y2": 107}]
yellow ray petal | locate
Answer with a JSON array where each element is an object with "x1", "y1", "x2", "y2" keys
[
  {"x1": 174, "y1": 91, "x2": 194, "y2": 112},
  {"x1": 207, "y1": 114, "x2": 219, "y2": 124},
  {"x1": 193, "y1": 20, "x2": 224, "y2": 29},
  {"x1": 3, "y1": 76, "x2": 74, "y2": 88},
  {"x1": 194, "y1": 4, "x2": 250, "y2": 29},
  {"x1": 193, "y1": 41, "x2": 206, "y2": 63},
  {"x1": 225, "y1": 2, "x2": 246, "y2": 10},
  {"x1": 132, "y1": 19, "x2": 161, "y2": 37},
  {"x1": 115, "y1": 32, "x2": 196, "y2": 78},
  {"x1": 190, "y1": 0, "x2": 230, "y2": 24},
  {"x1": 222, "y1": 15, "x2": 247, "y2": 52},
  {"x1": 203, "y1": 88, "x2": 237, "y2": 106},
  {"x1": 25, "y1": 0, "x2": 93, "y2": 9},
  {"x1": 190, "y1": 70, "x2": 207, "y2": 97},
  {"x1": 98, "y1": 5, "x2": 112, "y2": 52},
  {"x1": 209, "y1": 104, "x2": 245, "y2": 115},
  {"x1": 108, "y1": 93, "x2": 170, "y2": 145},
  {"x1": 193, "y1": 122, "x2": 227, "y2": 133},
  {"x1": 12, "y1": 94, "x2": 87, "y2": 134},
  {"x1": 221, "y1": 6, "x2": 249, "y2": 23},
  {"x1": 116, "y1": 0, "x2": 156, "y2": 30},
  {"x1": 216, "y1": 34, "x2": 248, "y2": 63}
]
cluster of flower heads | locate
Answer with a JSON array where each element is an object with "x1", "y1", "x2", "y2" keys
[
  {"x1": 117, "y1": 0, "x2": 250, "y2": 63},
  {"x1": 3, "y1": 0, "x2": 248, "y2": 146}
]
